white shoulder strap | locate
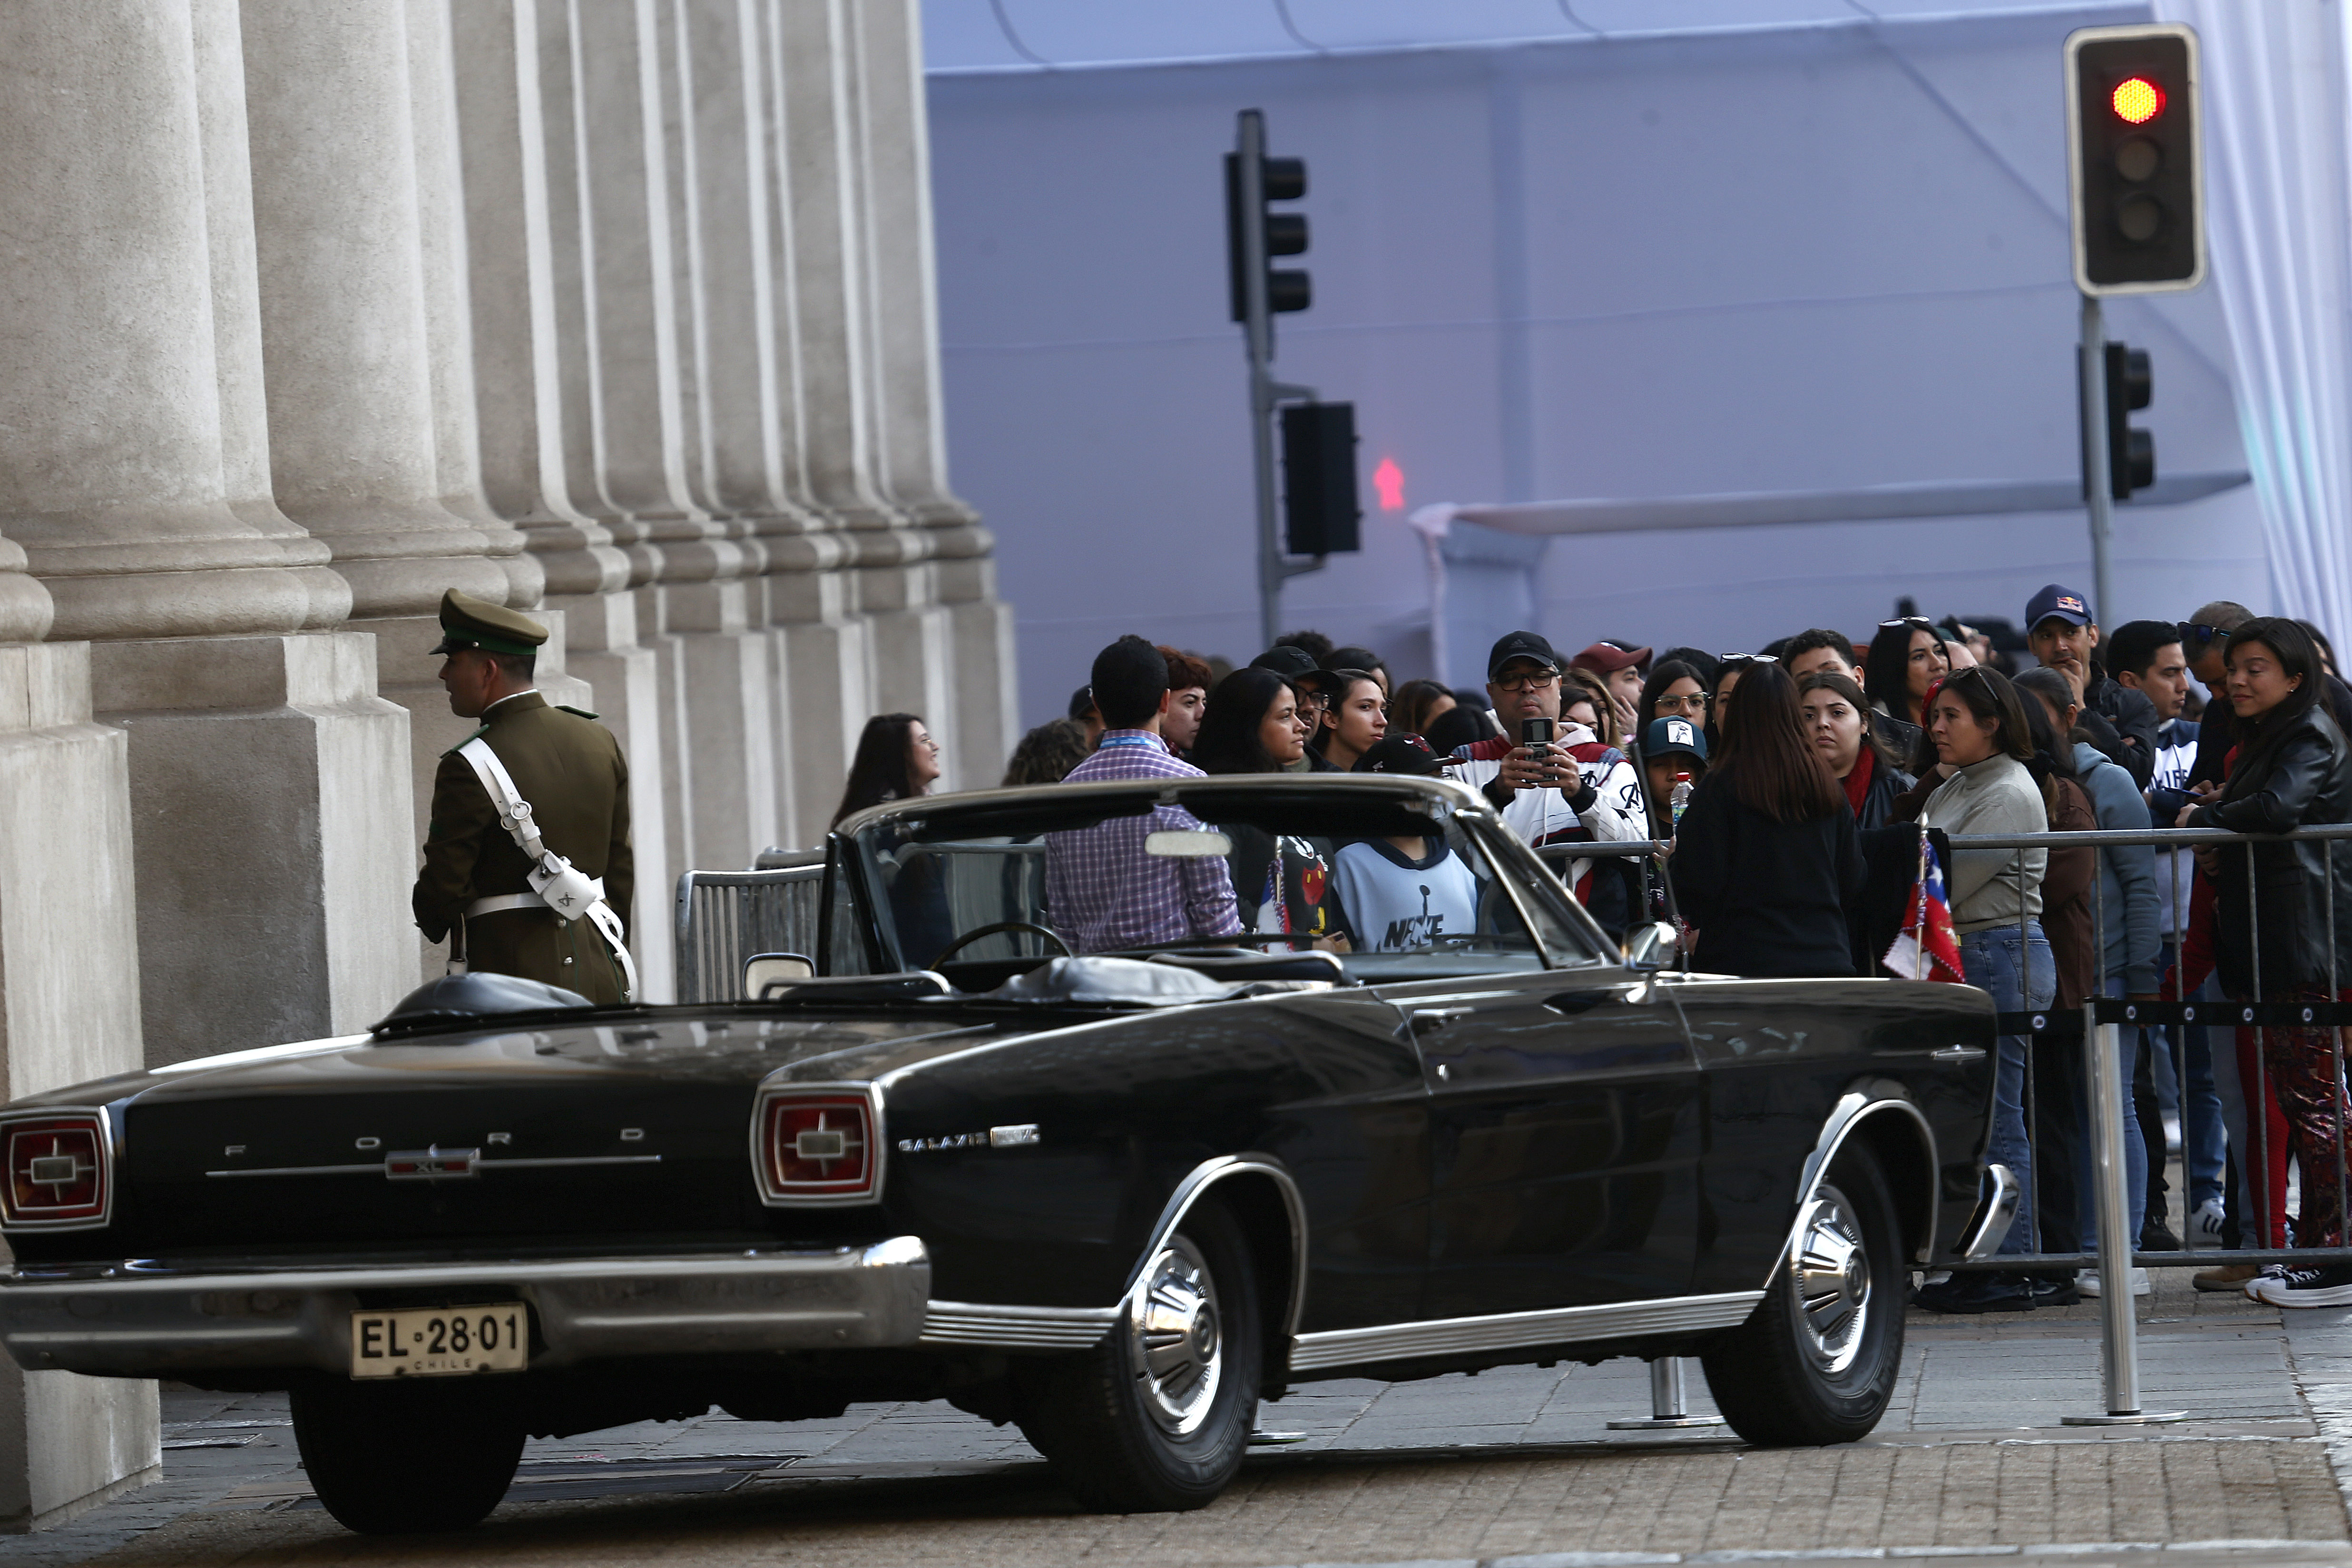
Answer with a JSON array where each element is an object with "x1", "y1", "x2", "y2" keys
[{"x1": 455, "y1": 737, "x2": 637, "y2": 1000}]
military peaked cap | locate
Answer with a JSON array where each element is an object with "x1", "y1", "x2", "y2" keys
[{"x1": 430, "y1": 589, "x2": 549, "y2": 658}]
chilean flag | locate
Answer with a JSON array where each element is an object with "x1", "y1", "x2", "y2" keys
[{"x1": 1884, "y1": 827, "x2": 1965, "y2": 984}]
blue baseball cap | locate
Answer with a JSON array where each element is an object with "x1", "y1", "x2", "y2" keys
[
  {"x1": 1643, "y1": 716, "x2": 1707, "y2": 762},
  {"x1": 2027, "y1": 583, "x2": 2093, "y2": 628}
]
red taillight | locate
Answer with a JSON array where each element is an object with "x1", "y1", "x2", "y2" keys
[
  {"x1": 752, "y1": 1087, "x2": 882, "y2": 1205},
  {"x1": 0, "y1": 1112, "x2": 111, "y2": 1230}
]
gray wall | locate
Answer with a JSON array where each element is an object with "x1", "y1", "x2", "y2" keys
[{"x1": 927, "y1": 3, "x2": 2262, "y2": 715}]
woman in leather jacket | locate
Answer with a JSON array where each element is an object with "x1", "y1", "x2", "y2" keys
[{"x1": 2179, "y1": 618, "x2": 2352, "y2": 1305}]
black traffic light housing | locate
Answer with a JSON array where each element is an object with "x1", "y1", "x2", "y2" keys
[
  {"x1": 2066, "y1": 24, "x2": 2203, "y2": 293},
  {"x1": 2105, "y1": 343, "x2": 2154, "y2": 498},
  {"x1": 1227, "y1": 150, "x2": 1310, "y2": 321},
  {"x1": 1281, "y1": 403, "x2": 1360, "y2": 557}
]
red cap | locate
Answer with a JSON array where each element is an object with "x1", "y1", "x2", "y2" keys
[{"x1": 1570, "y1": 641, "x2": 1649, "y2": 675}]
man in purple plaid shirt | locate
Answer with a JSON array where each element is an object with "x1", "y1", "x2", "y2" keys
[{"x1": 1046, "y1": 637, "x2": 1241, "y2": 952}]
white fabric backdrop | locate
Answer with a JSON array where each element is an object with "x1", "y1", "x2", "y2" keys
[{"x1": 2156, "y1": 0, "x2": 2352, "y2": 638}]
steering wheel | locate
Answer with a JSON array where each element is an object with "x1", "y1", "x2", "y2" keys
[{"x1": 931, "y1": 922, "x2": 1071, "y2": 965}]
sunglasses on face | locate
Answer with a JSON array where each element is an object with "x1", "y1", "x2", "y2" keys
[{"x1": 2177, "y1": 622, "x2": 2234, "y2": 648}]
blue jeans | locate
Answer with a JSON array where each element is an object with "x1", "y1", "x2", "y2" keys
[{"x1": 1962, "y1": 923, "x2": 2056, "y2": 1257}]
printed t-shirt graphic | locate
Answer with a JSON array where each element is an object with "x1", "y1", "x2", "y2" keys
[{"x1": 1331, "y1": 839, "x2": 1481, "y2": 951}]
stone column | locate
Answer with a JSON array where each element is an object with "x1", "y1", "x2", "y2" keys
[
  {"x1": 405, "y1": 0, "x2": 545, "y2": 608},
  {"x1": 451, "y1": 0, "x2": 669, "y2": 985},
  {"x1": 238, "y1": 0, "x2": 509, "y2": 619},
  {"x1": 0, "y1": 645, "x2": 158, "y2": 1530},
  {"x1": 188, "y1": 0, "x2": 353, "y2": 632},
  {"x1": 0, "y1": 3, "x2": 315, "y2": 644}
]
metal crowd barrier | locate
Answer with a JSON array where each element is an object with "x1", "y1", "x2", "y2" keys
[
  {"x1": 672, "y1": 851, "x2": 823, "y2": 1004},
  {"x1": 1553, "y1": 821, "x2": 2352, "y2": 1425}
]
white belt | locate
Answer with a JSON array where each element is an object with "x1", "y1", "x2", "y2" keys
[{"x1": 465, "y1": 893, "x2": 549, "y2": 919}]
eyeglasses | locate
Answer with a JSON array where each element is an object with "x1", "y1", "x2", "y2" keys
[
  {"x1": 1880, "y1": 616, "x2": 1935, "y2": 632},
  {"x1": 1493, "y1": 670, "x2": 1559, "y2": 692},
  {"x1": 1717, "y1": 653, "x2": 1777, "y2": 667},
  {"x1": 1654, "y1": 692, "x2": 1711, "y2": 714},
  {"x1": 2177, "y1": 622, "x2": 2234, "y2": 648}
]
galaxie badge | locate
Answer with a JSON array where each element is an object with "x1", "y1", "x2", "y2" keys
[{"x1": 898, "y1": 1123, "x2": 1039, "y2": 1153}]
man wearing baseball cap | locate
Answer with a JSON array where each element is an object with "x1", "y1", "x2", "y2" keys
[
  {"x1": 1442, "y1": 631, "x2": 1645, "y2": 925},
  {"x1": 2026, "y1": 583, "x2": 2158, "y2": 789},
  {"x1": 1570, "y1": 641, "x2": 1650, "y2": 740}
]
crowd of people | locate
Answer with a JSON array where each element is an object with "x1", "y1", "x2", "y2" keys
[{"x1": 827, "y1": 586, "x2": 2352, "y2": 1315}]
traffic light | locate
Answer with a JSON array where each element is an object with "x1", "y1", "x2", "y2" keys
[
  {"x1": 2104, "y1": 343, "x2": 2154, "y2": 498},
  {"x1": 1280, "y1": 403, "x2": 1359, "y2": 557},
  {"x1": 1226, "y1": 122, "x2": 1310, "y2": 322},
  {"x1": 2066, "y1": 24, "x2": 2203, "y2": 294}
]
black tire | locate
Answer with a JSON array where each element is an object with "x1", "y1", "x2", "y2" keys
[
  {"x1": 291, "y1": 1378, "x2": 525, "y2": 1534},
  {"x1": 1014, "y1": 1201, "x2": 1263, "y2": 1512},
  {"x1": 1700, "y1": 1142, "x2": 1905, "y2": 1446}
]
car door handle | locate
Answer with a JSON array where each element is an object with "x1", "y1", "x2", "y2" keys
[
  {"x1": 1409, "y1": 1008, "x2": 1472, "y2": 1031},
  {"x1": 1931, "y1": 1045, "x2": 1988, "y2": 1063}
]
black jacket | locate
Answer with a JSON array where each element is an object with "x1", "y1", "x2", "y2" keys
[
  {"x1": 2193, "y1": 673, "x2": 2352, "y2": 789},
  {"x1": 1872, "y1": 712, "x2": 1924, "y2": 773},
  {"x1": 2085, "y1": 675, "x2": 2159, "y2": 789},
  {"x1": 1854, "y1": 756, "x2": 1918, "y2": 831},
  {"x1": 2190, "y1": 705, "x2": 2352, "y2": 996},
  {"x1": 1670, "y1": 776, "x2": 1866, "y2": 979}
]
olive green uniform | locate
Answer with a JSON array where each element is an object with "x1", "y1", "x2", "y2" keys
[{"x1": 412, "y1": 692, "x2": 636, "y2": 1003}]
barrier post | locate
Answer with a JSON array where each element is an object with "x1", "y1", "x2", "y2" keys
[
  {"x1": 1608, "y1": 1358, "x2": 1726, "y2": 1430},
  {"x1": 2065, "y1": 1003, "x2": 2185, "y2": 1425}
]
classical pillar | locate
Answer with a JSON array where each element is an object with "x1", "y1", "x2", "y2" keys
[
  {"x1": 0, "y1": 14, "x2": 158, "y2": 1485},
  {"x1": 0, "y1": 645, "x2": 158, "y2": 1529},
  {"x1": 188, "y1": 0, "x2": 353, "y2": 631},
  {"x1": 0, "y1": 3, "x2": 314, "y2": 644},
  {"x1": 238, "y1": 0, "x2": 509, "y2": 619},
  {"x1": 405, "y1": 0, "x2": 545, "y2": 608},
  {"x1": 450, "y1": 0, "x2": 669, "y2": 982}
]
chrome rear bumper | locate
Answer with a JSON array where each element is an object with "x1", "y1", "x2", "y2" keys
[{"x1": 0, "y1": 1237, "x2": 930, "y2": 1377}]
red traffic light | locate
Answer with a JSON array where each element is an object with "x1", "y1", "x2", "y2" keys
[{"x1": 2111, "y1": 76, "x2": 2165, "y2": 125}]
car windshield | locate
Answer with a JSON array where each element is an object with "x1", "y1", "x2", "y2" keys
[{"x1": 836, "y1": 778, "x2": 1604, "y2": 985}]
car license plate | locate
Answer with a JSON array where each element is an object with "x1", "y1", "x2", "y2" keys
[{"x1": 349, "y1": 1303, "x2": 528, "y2": 1379}]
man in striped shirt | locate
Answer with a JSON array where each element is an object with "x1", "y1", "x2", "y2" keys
[{"x1": 1045, "y1": 637, "x2": 1242, "y2": 952}]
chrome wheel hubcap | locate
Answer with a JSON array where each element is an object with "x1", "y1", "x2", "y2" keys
[
  {"x1": 1790, "y1": 1186, "x2": 1871, "y2": 1375},
  {"x1": 1128, "y1": 1235, "x2": 1223, "y2": 1435}
]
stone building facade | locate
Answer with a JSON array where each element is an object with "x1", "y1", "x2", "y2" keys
[{"x1": 0, "y1": 0, "x2": 1012, "y2": 1528}]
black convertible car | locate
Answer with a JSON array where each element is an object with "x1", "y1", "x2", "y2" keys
[{"x1": 0, "y1": 775, "x2": 2011, "y2": 1534}]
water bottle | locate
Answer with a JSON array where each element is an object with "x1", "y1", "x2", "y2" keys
[{"x1": 1669, "y1": 771, "x2": 1694, "y2": 827}]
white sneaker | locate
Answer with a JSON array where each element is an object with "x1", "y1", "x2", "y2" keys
[
  {"x1": 2188, "y1": 1198, "x2": 2227, "y2": 1249},
  {"x1": 2079, "y1": 1267, "x2": 2152, "y2": 1298}
]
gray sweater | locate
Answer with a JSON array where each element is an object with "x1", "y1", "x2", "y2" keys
[{"x1": 1920, "y1": 754, "x2": 2048, "y2": 933}]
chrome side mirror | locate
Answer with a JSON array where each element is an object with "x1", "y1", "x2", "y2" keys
[
  {"x1": 1621, "y1": 921, "x2": 1676, "y2": 971},
  {"x1": 745, "y1": 952, "x2": 816, "y2": 999}
]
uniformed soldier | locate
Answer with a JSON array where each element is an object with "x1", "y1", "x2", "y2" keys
[{"x1": 412, "y1": 590, "x2": 636, "y2": 1003}]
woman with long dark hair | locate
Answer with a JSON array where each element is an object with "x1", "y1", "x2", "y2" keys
[
  {"x1": 1637, "y1": 659, "x2": 1710, "y2": 730},
  {"x1": 2176, "y1": 619, "x2": 2352, "y2": 1306},
  {"x1": 1795, "y1": 670, "x2": 1914, "y2": 829},
  {"x1": 1669, "y1": 662, "x2": 1862, "y2": 979},
  {"x1": 1392, "y1": 677, "x2": 1456, "y2": 740},
  {"x1": 831, "y1": 713, "x2": 939, "y2": 826},
  {"x1": 1903, "y1": 666, "x2": 2055, "y2": 1313},
  {"x1": 1193, "y1": 669, "x2": 1344, "y2": 947},
  {"x1": 1864, "y1": 616, "x2": 1950, "y2": 728}
]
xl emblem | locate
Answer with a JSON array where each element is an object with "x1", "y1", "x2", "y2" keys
[{"x1": 384, "y1": 1146, "x2": 479, "y2": 1180}]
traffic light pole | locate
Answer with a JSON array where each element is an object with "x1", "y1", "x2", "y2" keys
[
  {"x1": 1236, "y1": 110, "x2": 1323, "y2": 650},
  {"x1": 2079, "y1": 292, "x2": 2117, "y2": 623}
]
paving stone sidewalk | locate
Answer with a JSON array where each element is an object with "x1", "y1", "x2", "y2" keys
[{"x1": 4, "y1": 1274, "x2": 2351, "y2": 1568}]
